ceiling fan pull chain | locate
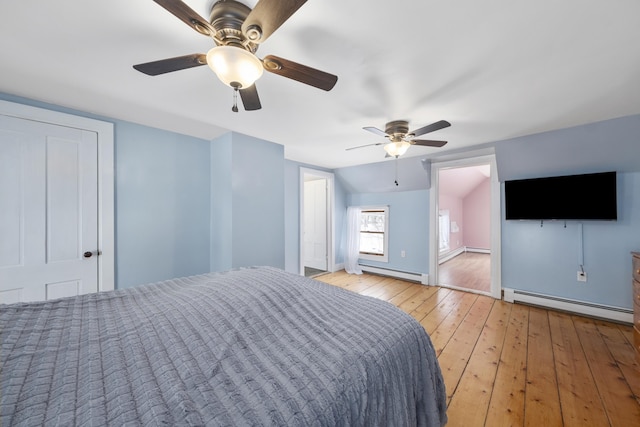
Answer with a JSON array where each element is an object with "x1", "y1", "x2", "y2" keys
[
  {"x1": 232, "y1": 87, "x2": 239, "y2": 112},
  {"x1": 395, "y1": 157, "x2": 399, "y2": 186}
]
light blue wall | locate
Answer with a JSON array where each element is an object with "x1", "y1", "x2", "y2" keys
[
  {"x1": 284, "y1": 160, "x2": 300, "y2": 273},
  {"x1": 0, "y1": 93, "x2": 213, "y2": 289},
  {"x1": 334, "y1": 175, "x2": 347, "y2": 265},
  {"x1": 115, "y1": 122, "x2": 211, "y2": 288},
  {"x1": 210, "y1": 133, "x2": 233, "y2": 272},
  {"x1": 230, "y1": 133, "x2": 285, "y2": 269},
  {"x1": 210, "y1": 131, "x2": 286, "y2": 271},
  {"x1": 495, "y1": 115, "x2": 640, "y2": 181},
  {"x1": 1, "y1": 94, "x2": 293, "y2": 286},
  {"x1": 336, "y1": 156, "x2": 431, "y2": 193},
  {"x1": 348, "y1": 190, "x2": 430, "y2": 275},
  {"x1": 337, "y1": 115, "x2": 640, "y2": 310},
  {"x1": 5, "y1": 91, "x2": 638, "y2": 308},
  {"x1": 492, "y1": 115, "x2": 640, "y2": 309},
  {"x1": 501, "y1": 172, "x2": 639, "y2": 308}
]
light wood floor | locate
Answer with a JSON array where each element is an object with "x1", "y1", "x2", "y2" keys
[
  {"x1": 439, "y1": 252, "x2": 491, "y2": 292},
  {"x1": 315, "y1": 270, "x2": 640, "y2": 427}
]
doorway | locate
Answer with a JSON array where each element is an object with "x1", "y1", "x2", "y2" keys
[
  {"x1": 429, "y1": 155, "x2": 501, "y2": 298},
  {"x1": 299, "y1": 168, "x2": 334, "y2": 277}
]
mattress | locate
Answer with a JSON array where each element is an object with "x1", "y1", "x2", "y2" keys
[{"x1": 1, "y1": 266, "x2": 446, "y2": 426}]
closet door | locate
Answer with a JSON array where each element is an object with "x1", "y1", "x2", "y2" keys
[
  {"x1": 0, "y1": 114, "x2": 99, "y2": 302},
  {"x1": 303, "y1": 178, "x2": 328, "y2": 271}
]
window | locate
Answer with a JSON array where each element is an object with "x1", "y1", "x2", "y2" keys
[
  {"x1": 359, "y1": 207, "x2": 389, "y2": 262},
  {"x1": 439, "y1": 210, "x2": 450, "y2": 253}
]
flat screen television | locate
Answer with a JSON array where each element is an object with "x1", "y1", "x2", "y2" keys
[{"x1": 505, "y1": 171, "x2": 617, "y2": 221}]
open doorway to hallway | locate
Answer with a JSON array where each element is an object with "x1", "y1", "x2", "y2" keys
[
  {"x1": 429, "y1": 154, "x2": 501, "y2": 299},
  {"x1": 437, "y1": 164, "x2": 491, "y2": 293},
  {"x1": 300, "y1": 168, "x2": 335, "y2": 278}
]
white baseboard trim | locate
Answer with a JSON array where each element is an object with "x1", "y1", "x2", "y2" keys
[
  {"x1": 332, "y1": 263, "x2": 344, "y2": 273},
  {"x1": 503, "y1": 288, "x2": 633, "y2": 324},
  {"x1": 439, "y1": 246, "x2": 490, "y2": 264},
  {"x1": 359, "y1": 265, "x2": 429, "y2": 285},
  {"x1": 466, "y1": 247, "x2": 490, "y2": 254},
  {"x1": 438, "y1": 247, "x2": 465, "y2": 264}
]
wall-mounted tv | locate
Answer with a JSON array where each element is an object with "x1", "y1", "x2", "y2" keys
[{"x1": 505, "y1": 171, "x2": 617, "y2": 221}]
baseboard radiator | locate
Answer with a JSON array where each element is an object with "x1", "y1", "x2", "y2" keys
[
  {"x1": 359, "y1": 265, "x2": 428, "y2": 285},
  {"x1": 503, "y1": 288, "x2": 633, "y2": 324}
]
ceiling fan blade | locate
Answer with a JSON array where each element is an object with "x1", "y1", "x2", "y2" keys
[
  {"x1": 346, "y1": 142, "x2": 384, "y2": 151},
  {"x1": 239, "y1": 84, "x2": 262, "y2": 111},
  {"x1": 133, "y1": 54, "x2": 207, "y2": 76},
  {"x1": 152, "y1": 0, "x2": 216, "y2": 36},
  {"x1": 410, "y1": 120, "x2": 451, "y2": 137},
  {"x1": 242, "y1": 0, "x2": 307, "y2": 43},
  {"x1": 411, "y1": 139, "x2": 448, "y2": 148},
  {"x1": 363, "y1": 126, "x2": 388, "y2": 137},
  {"x1": 262, "y1": 55, "x2": 337, "y2": 91}
]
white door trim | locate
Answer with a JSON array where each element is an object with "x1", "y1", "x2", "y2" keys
[
  {"x1": 429, "y1": 154, "x2": 502, "y2": 299},
  {"x1": 299, "y1": 167, "x2": 335, "y2": 275},
  {"x1": 0, "y1": 100, "x2": 115, "y2": 292}
]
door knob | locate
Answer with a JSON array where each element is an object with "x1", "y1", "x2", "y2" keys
[{"x1": 83, "y1": 251, "x2": 100, "y2": 258}]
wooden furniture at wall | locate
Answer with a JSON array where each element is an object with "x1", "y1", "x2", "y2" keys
[{"x1": 633, "y1": 251, "x2": 640, "y2": 360}]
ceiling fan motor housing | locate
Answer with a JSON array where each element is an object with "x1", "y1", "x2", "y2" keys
[
  {"x1": 385, "y1": 120, "x2": 410, "y2": 142},
  {"x1": 209, "y1": 0, "x2": 258, "y2": 52}
]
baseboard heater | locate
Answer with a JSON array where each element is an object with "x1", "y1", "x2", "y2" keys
[
  {"x1": 359, "y1": 265, "x2": 428, "y2": 285},
  {"x1": 503, "y1": 288, "x2": 633, "y2": 324}
]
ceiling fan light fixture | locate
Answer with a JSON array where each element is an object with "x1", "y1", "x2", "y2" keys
[
  {"x1": 384, "y1": 141, "x2": 411, "y2": 157},
  {"x1": 206, "y1": 45, "x2": 264, "y2": 89}
]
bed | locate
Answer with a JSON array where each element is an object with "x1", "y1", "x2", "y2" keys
[{"x1": 1, "y1": 266, "x2": 447, "y2": 426}]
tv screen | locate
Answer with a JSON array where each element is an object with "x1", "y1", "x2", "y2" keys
[{"x1": 505, "y1": 171, "x2": 617, "y2": 221}]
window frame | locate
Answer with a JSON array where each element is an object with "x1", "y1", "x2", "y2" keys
[{"x1": 358, "y1": 206, "x2": 389, "y2": 263}]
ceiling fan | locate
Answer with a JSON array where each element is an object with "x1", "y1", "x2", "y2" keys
[
  {"x1": 133, "y1": 0, "x2": 338, "y2": 112},
  {"x1": 347, "y1": 120, "x2": 451, "y2": 157}
]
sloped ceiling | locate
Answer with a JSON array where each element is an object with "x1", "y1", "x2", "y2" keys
[
  {"x1": 439, "y1": 165, "x2": 490, "y2": 199},
  {"x1": 1, "y1": 1, "x2": 639, "y2": 169}
]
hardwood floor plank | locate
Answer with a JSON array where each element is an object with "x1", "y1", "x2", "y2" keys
[
  {"x1": 416, "y1": 289, "x2": 467, "y2": 329},
  {"x1": 485, "y1": 303, "x2": 529, "y2": 426},
  {"x1": 594, "y1": 320, "x2": 640, "y2": 403},
  {"x1": 548, "y1": 311, "x2": 609, "y2": 426},
  {"x1": 323, "y1": 271, "x2": 384, "y2": 293},
  {"x1": 439, "y1": 252, "x2": 491, "y2": 292},
  {"x1": 362, "y1": 277, "x2": 413, "y2": 301},
  {"x1": 314, "y1": 271, "x2": 640, "y2": 426},
  {"x1": 523, "y1": 307, "x2": 563, "y2": 427},
  {"x1": 618, "y1": 323, "x2": 637, "y2": 349},
  {"x1": 573, "y1": 316, "x2": 640, "y2": 426},
  {"x1": 388, "y1": 283, "x2": 433, "y2": 307},
  {"x1": 409, "y1": 287, "x2": 453, "y2": 322},
  {"x1": 397, "y1": 286, "x2": 443, "y2": 314},
  {"x1": 423, "y1": 292, "x2": 478, "y2": 355},
  {"x1": 437, "y1": 296, "x2": 494, "y2": 405},
  {"x1": 446, "y1": 300, "x2": 512, "y2": 427}
]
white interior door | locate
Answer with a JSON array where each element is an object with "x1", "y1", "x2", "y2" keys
[
  {"x1": 0, "y1": 114, "x2": 99, "y2": 303},
  {"x1": 303, "y1": 179, "x2": 327, "y2": 271}
]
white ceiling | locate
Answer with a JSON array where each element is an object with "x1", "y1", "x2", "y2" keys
[{"x1": 1, "y1": 0, "x2": 639, "y2": 169}]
